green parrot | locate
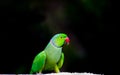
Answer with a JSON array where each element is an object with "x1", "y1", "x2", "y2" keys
[{"x1": 30, "y1": 33, "x2": 70, "y2": 74}]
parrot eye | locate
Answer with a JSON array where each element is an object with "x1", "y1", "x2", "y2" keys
[{"x1": 60, "y1": 37, "x2": 62, "y2": 39}]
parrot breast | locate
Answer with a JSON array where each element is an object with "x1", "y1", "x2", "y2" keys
[{"x1": 44, "y1": 41, "x2": 62, "y2": 70}]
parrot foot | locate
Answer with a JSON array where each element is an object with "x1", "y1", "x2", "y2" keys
[{"x1": 54, "y1": 65, "x2": 60, "y2": 73}]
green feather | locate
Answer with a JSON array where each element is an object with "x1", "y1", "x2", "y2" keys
[
  {"x1": 30, "y1": 51, "x2": 46, "y2": 74},
  {"x1": 57, "y1": 53, "x2": 64, "y2": 69}
]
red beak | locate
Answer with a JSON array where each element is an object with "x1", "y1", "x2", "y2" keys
[{"x1": 65, "y1": 37, "x2": 70, "y2": 45}]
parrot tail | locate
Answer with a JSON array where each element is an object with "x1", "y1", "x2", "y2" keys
[{"x1": 30, "y1": 70, "x2": 33, "y2": 74}]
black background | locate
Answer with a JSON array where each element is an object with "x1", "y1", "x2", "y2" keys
[{"x1": 0, "y1": 0, "x2": 116, "y2": 74}]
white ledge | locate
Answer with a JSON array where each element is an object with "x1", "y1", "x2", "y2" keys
[{"x1": 38, "y1": 72, "x2": 103, "y2": 75}]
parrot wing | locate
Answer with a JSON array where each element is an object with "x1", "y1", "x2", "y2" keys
[
  {"x1": 30, "y1": 51, "x2": 46, "y2": 73},
  {"x1": 57, "y1": 52, "x2": 64, "y2": 69}
]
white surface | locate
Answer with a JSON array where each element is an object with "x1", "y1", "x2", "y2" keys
[{"x1": 44, "y1": 72, "x2": 103, "y2": 75}]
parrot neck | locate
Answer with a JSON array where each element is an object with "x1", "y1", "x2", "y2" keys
[
  {"x1": 44, "y1": 40, "x2": 62, "y2": 52},
  {"x1": 50, "y1": 40, "x2": 62, "y2": 48}
]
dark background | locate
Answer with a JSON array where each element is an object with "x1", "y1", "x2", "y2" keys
[{"x1": 0, "y1": 0, "x2": 116, "y2": 74}]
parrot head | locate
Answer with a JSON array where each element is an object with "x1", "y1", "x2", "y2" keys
[{"x1": 51, "y1": 33, "x2": 70, "y2": 47}]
